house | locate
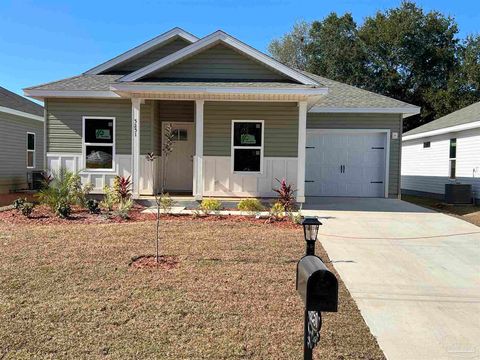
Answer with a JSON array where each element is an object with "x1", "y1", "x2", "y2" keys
[
  {"x1": 24, "y1": 27, "x2": 419, "y2": 202},
  {"x1": 402, "y1": 101, "x2": 480, "y2": 202},
  {"x1": 0, "y1": 86, "x2": 44, "y2": 193}
]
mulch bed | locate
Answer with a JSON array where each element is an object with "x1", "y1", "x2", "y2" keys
[
  {"x1": 129, "y1": 255, "x2": 179, "y2": 270},
  {"x1": 0, "y1": 204, "x2": 300, "y2": 228}
]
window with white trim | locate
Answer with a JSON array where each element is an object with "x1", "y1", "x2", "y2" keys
[
  {"x1": 232, "y1": 120, "x2": 263, "y2": 173},
  {"x1": 26, "y1": 132, "x2": 35, "y2": 168},
  {"x1": 83, "y1": 117, "x2": 115, "y2": 170},
  {"x1": 449, "y1": 138, "x2": 456, "y2": 179}
]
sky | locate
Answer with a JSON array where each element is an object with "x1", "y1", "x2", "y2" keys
[{"x1": 1, "y1": 0, "x2": 479, "y2": 100}]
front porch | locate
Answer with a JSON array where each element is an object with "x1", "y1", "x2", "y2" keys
[{"x1": 131, "y1": 97, "x2": 309, "y2": 202}]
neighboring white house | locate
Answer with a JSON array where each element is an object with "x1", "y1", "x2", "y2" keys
[{"x1": 402, "y1": 101, "x2": 480, "y2": 201}]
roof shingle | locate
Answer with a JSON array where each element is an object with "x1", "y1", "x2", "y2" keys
[
  {"x1": 404, "y1": 101, "x2": 480, "y2": 136},
  {"x1": 0, "y1": 86, "x2": 43, "y2": 116},
  {"x1": 303, "y1": 72, "x2": 418, "y2": 110}
]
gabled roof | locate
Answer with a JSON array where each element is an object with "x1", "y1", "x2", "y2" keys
[
  {"x1": 0, "y1": 86, "x2": 43, "y2": 120},
  {"x1": 306, "y1": 73, "x2": 420, "y2": 116},
  {"x1": 84, "y1": 27, "x2": 198, "y2": 75},
  {"x1": 119, "y1": 30, "x2": 319, "y2": 86},
  {"x1": 404, "y1": 101, "x2": 480, "y2": 139}
]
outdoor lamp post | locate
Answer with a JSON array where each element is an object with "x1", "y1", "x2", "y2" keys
[{"x1": 301, "y1": 217, "x2": 322, "y2": 256}]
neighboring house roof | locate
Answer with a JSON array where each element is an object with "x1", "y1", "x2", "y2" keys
[
  {"x1": 0, "y1": 86, "x2": 44, "y2": 120},
  {"x1": 403, "y1": 101, "x2": 480, "y2": 140},
  {"x1": 305, "y1": 73, "x2": 420, "y2": 115}
]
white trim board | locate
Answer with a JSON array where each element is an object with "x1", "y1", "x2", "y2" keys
[
  {"x1": 82, "y1": 116, "x2": 116, "y2": 173},
  {"x1": 24, "y1": 89, "x2": 121, "y2": 100},
  {"x1": 309, "y1": 106, "x2": 420, "y2": 117},
  {"x1": 26, "y1": 132, "x2": 36, "y2": 169},
  {"x1": 119, "y1": 30, "x2": 320, "y2": 86},
  {"x1": 231, "y1": 120, "x2": 265, "y2": 175},
  {"x1": 84, "y1": 27, "x2": 198, "y2": 75},
  {"x1": 306, "y1": 128, "x2": 391, "y2": 198},
  {"x1": 0, "y1": 106, "x2": 43, "y2": 122},
  {"x1": 110, "y1": 83, "x2": 328, "y2": 95},
  {"x1": 403, "y1": 120, "x2": 480, "y2": 141}
]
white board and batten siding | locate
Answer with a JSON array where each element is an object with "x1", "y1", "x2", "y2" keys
[
  {"x1": 203, "y1": 157, "x2": 297, "y2": 197},
  {"x1": 46, "y1": 153, "x2": 159, "y2": 195},
  {"x1": 402, "y1": 128, "x2": 480, "y2": 199}
]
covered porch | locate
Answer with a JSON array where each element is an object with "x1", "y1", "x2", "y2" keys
[{"x1": 128, "y1": 88, "x2": 318, "y2": 203}]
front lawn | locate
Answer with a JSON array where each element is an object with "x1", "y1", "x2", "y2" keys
[{"x1": 0, "y1": 219, "x2": 384, "y2": 359}]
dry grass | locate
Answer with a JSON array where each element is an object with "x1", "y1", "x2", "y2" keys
[
  {"x1": 0, "y1": 219, "x2": 384, "y2": 359},
  {"x1": 403, "y1": 195, "x2": 480, "y2": 227}
]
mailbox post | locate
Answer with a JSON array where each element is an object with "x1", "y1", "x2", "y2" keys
[{"x1": 297, "y1": 217, "x2": 338, "y2": 360}]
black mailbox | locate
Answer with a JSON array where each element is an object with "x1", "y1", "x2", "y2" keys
[{"x1": 296, "y1": 255, "x2": 338, "y2": 312}]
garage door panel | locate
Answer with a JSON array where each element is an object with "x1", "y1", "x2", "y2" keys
[{"x1": 305, "y1": 131, "x2": 387, "y2": 198}]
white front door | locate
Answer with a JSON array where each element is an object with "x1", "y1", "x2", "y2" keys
[
  {"x1": 305, "y1": 131, "x2": 388, "y2": 197},
  {"x1": 163, "y1": 122, "x2": 194, "y2": 192}
]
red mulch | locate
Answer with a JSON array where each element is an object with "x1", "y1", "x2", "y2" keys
[
  {"x1": 0, "y1": 204, "x2": 300, "y2": 229},
  {"x1": 129, "y1": 255, "x2": 179, "y2": 270},
  {"x1": 0, "y1": 192, "x2": 36, "y2": 207}
]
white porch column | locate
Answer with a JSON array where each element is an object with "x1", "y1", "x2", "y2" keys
[
  {"x1": 194, "y1": 100, "x2": 205, "y2": 200},
  {"x1": 296, "y1": 101, "x2": 307, "y2": 203},
  {"x1": 131, "y1": 98, "x2": 143, "y2": 198}
]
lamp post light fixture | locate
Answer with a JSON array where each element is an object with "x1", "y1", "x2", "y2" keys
[{"x1": 301, "y1": 217, "x2": 322, "y2": 256}]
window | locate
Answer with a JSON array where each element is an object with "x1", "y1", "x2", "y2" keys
[
  {"x1": 449, "y1": 138, "x2": 457, "y2": 179},
  {"x1": 172, "y1": 128, "x2": 188, "y2": 141},
  {"x1": 83, "y1": 117, "x2": 115, "y2": 170},
  {"x1": 231, "y1": 120, "x2": 263, "y2": 173},
  {"x1": 423, "y1": 141, "x2": 430, "y2": 148},
  {"x1": 26, "y1": 132, "x2": 35, "y2": 168}
]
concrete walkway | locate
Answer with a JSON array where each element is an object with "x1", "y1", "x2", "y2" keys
[{"x1": 303, "y1": 198, "x2": 480, "y2": 360}]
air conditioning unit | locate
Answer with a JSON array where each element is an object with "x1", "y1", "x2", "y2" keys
[
  {"x1": 27, "y1": 171, "x2": 45, "y2": 190},
  {"x1": 444, "y1": 184, "x2": 472, "y2": 204}
]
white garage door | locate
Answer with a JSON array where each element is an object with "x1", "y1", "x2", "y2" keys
[{"x1": 305, "y1": 131, "x2": 388, "y2": 197}]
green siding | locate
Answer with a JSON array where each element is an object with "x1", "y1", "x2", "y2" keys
[
  {"x1": 156, "y1": 100, "x2": 194, "y2": 155},
  {"x1": 150, "y1": 44, "x2": 288, "y2": 81},
  {"x1": 204, "y1": 102, "x2": 298, "y2": 157},
  {"x1": 307, "y1": 112, "x2": 402, "y2": 197},
  {"x1": 107, "y1": 37, "x2": 191, "y2": 73},
  {"x1": 46, "y1": 98, "x2": 132, "y2": 154},
  {"x1": 0, "y1": 111, "x2": 44, "y2": 193}
]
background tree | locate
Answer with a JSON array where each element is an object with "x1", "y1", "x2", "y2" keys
[
  {"x1": 307, "y1": 13, "x2": 367, "y2": 86},
  {"x1": 268, "y1": 1, "x2": 480, "y2": 132},
  {"x1": 268, "y1": 21, "x2": 310, "y2": 70}
]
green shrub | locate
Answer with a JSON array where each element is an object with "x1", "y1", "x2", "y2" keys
[
  {"x1": 20, "y1": 202, "x2": 35, "y2": 217},
  {"x1": 269, "y1": 202, "x2": 285, "y2": 220},
  {"x1": 100, "y1": 185, "x2": 120, "y2": 211},
  {"x1": 115, "y1": 199, "x2": 133, "y2": 219},
  {"x1": 55, "y1": 202, "x2": 71, "y2": 219},
  {"x1": 75, "y1": 183, "x2": 94, "y2": 208},
  {"x1": 86, "y1": 199, "x2": 100, "y2": 214},
  {"x1": 289, "y1": 210, "x2": 302, "y2": 224},
  {"x1": 158, "y1": 193, "x2": 173, "y2": 213},
  {"x1": 13, "y1": 198, "x2": 26, "y2": 210},
  {"x1": 36, "y1": 168, "x2": 85, "y2": 216},
  {"x1": 199, "y1": 198, "x2": 222, "y2": 214},
  {"x1": 237, "y1": 198, "x2": 264, "y2": 213}
]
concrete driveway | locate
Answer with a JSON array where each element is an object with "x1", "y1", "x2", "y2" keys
[{"x1": 302, "y1": 198, "x2": 480, "y2": 360}]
